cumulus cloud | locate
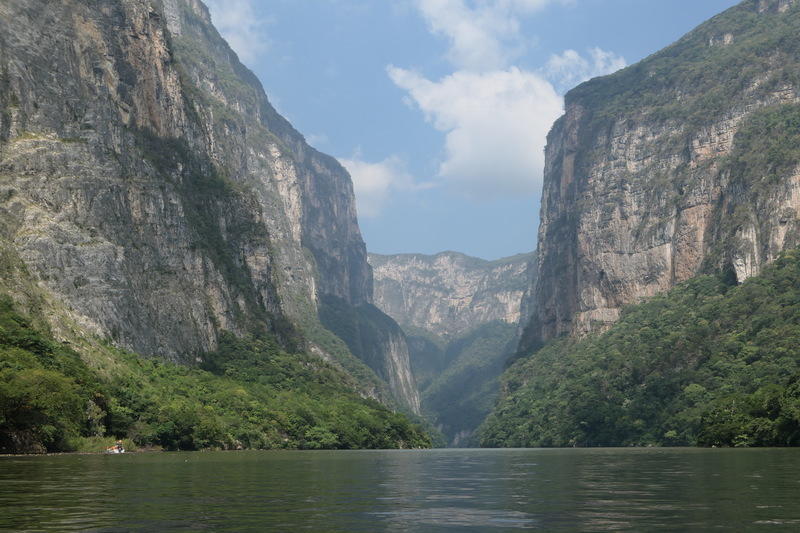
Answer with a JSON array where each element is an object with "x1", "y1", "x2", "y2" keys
[
  {"x1": 205, "y1": 0, "x2": 269, "y2": 65},
  {"x1": 388, "y1": 66, "x2": 562, "y2": 197},
  {"x1": 544, "y1": 47, "x2": 627, "y2": 91},
  {"x1": 385, "y1": 1, "x2": 625, "y2": 201},
  {"x1": 415, "y1": 0, "x2": 559, "y2": 71},
  {"x1": 339, "y1": 155, "x2": 428, "y2": 218}
]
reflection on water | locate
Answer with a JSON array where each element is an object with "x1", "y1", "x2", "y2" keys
[{"x1": 2, "y1": 448, "x2": 800, "y2": 531}]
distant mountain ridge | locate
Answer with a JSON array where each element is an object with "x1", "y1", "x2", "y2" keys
[
  {"x1": 370, "y1": 251, "x2": 534, "y2": 340},
  {"x1": 369, "y1": 251, "x2": 533, "y2": 445}
]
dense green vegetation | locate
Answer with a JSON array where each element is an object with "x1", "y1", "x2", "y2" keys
[
  {"x1": 0, "y1": 297, "x2": 430, "y2": 453},
  {"x1": 419, "y1": 322, "x2": 517, "y2": 446},
  {"x1": 0, "y1": 296, "x2": 107, "y2": 453},
  {"x1": 726, "y1": 103, "x2": 800, "y2": 183},
  {"x1": 570, "y1": 0, "x2": 800, "y2": 137},
  {"x1": 480, "y1": 250, "x2": 800, "y2": 448}
]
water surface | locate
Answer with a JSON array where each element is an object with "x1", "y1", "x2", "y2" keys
[{"x1": 2, "y1": 448, "x2": 800, "y2": 531}]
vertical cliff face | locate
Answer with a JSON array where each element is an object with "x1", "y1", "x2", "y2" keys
[
  {"x1": 0, "y1": 0, "x2": 416, "y2": 412},
  {"x1": 370, "y1": 252, "x2": 533, "y2": 339},
  {"x1": 520, "y1": 0, "x2": 800, "y2": 353},
  {"x1": 1, "y1": 0, "x2": 250, "y2": 358},
  {"x1": 158, "y1": 0, "x2": 374, "y2": 322},
  {"x1": 318, "y1": 295, "x2": 421, "y2": 413}
]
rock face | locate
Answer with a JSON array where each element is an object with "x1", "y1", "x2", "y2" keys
[
  {"x1": 0, "y1": 0, "x2": 417, "y2": 411},
  {"x1": 370, "y1": 251, "x2": 532, "y2": 443},
  {"x1": 370, "y1": 252, "x2": 534, "y2": 339},
  {"x1": 318, "y1": 295, "x2": 420, "y2": 414},
  {"x1": 520, "y1": 0, "x2": 800, "y2": 353}
]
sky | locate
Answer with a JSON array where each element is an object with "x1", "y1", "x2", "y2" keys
[{"x1": 205, "y1": 0, "x2": 741, "y2": 260}]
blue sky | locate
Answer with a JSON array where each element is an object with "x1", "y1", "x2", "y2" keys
[{"x1": 206, "y1": 0, "x2": 740, "y2": 260}]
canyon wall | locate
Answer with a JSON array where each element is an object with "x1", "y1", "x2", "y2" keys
[
  {"x1": 370, "y1": 252, "x2": 533, "y2": 340},
  {"x1": 0, "y1": 0, "x2": 418, "y2": 411},
  {"x1": 520, "y1": 0, "x2": 800, "y2": 353}
]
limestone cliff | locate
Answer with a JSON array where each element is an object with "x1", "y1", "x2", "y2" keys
[
  {"x1": 0, "y1": 0, "x2": 417, "y2": 411},
  {"x1": 319, "y1": 295, "x2": 420, "y2": 414},
  {"x1": 370, "y1": 251, "x2": 531, "y2": 444},
  {"x1": 520, "y1": 0, "x2": 800, "y2": 353},
  {"x1": 370, "y1": 252, "x2": 533, "y2": 340}
]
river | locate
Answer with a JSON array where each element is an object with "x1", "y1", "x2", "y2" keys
[{"x1": 2, "y1": 448, "x2": 799, "y2": 531}]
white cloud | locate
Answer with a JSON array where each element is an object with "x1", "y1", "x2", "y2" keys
[
  {"x1": 205, "y1": 0, "x2": 269, "y2": 65},
  {"x1": 388, "y1": 66, "x2": 563, "y2": 198},
  {"x1": 415, "y1": 0, "x2": 562, "y2": 71},
  {"x1": 545, "y1": 47, "x2": 627, "y2": 91},
  {"x1": 305, "y1": 133, "x2": 330, "y2": 148},
  {"x1": 339, "y1": 155, "x2": 428, "y2": 218},
  {"x1": 387, "y1": 2, "x2": 625, "y2": 202}
]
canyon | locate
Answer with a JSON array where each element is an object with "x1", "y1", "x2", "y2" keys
[
  {"x1": 370, "y1": 251, "x2": 532, "y2": 445},
  {"x1": 0, "y1": 0, "x2": 418, "y2": 418}
]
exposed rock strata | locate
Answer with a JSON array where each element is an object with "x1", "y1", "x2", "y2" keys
[
  {"x1": 520, "y1": 0, "x2": 800, "y2": 352},
  {"x1": 0, "y1": 0, "x2": 417, "y2": 411},
  {"x1": 370, "y1": 252, "x2": 533, "y2": 340}
]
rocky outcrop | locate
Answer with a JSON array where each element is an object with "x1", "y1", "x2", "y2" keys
[
  {"x1": 370, "y1": 252, "x2": 533, "y2": 340},
  {"x1": 0, "y1": 0, "x2": 416, "y2": 412},
  {"x1": 520, "y1": 0, "x2": 800, "y2": 353}
]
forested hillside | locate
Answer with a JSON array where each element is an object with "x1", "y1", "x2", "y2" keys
[
  {"x1": 480, "y1": 250, "x2": 800, "y2": 448},
  {"x1": 0, "y1": 296, "x2": 430, "y2": 453}
]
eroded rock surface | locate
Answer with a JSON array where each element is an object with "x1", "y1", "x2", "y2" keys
[
  {"x1": 370, "y1": 252, "x2": 533, "y2": 340},
  {"x1": 520, "y1": 0, "x2": 800, "y2": 352},
  {"x1": 0, "y1": 0, "x2": 417, "y2": 411}
]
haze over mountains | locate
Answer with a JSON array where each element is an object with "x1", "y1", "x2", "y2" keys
[{"x1": 370, "y1": 251, "x2": 532, "y2": 445}]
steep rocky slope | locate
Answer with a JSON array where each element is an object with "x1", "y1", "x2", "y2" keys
[
  {"x1": 370, "y1": 251, "x2": 531, "y2": 444},
  {"x1": 319, "y1": 295, "x2": 420, "y2": 414},
  {"x1": 370, "y1": 252, "x2": 533, "y2": 339},
  {"x1": 520, "y1": 0, "x2": 800, "y2": 353},
  {"x1": 0, "y1": 0, "x2": 418, "y2": 412}
]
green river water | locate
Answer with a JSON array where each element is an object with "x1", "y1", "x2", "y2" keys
[{"x1": 1, "y1": 448, "x2": 799, "y2": 531}]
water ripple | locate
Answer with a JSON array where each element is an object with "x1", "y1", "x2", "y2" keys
[{"x1": 1, "y1": 449, "x2": 800, "y2": 531}]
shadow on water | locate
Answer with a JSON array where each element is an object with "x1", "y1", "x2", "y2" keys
[{"x1": 2, "y1": 448, "x2": 800, "y2": 531}]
